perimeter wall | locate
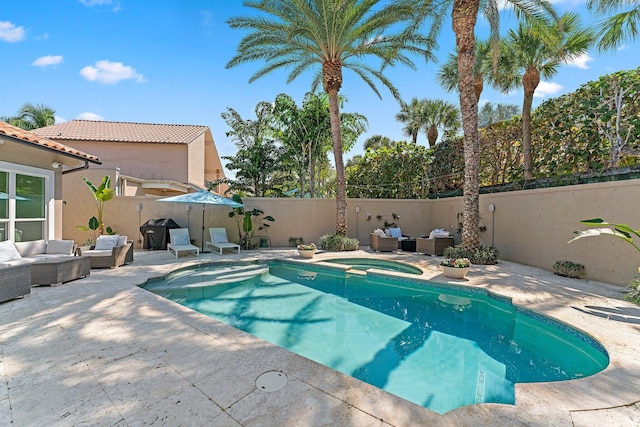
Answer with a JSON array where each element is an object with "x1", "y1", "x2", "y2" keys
[{"x1": 63, "y1": 173, "x2": 639, "y2": 286}]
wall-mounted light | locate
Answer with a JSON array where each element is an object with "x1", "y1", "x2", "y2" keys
[
  {"x1": 355, "y1": 206, "x2": 360, "y2": 213},
  {"x1": 185, "y1": 205, "x2": 191, "y2": 212},
  {"x1": 51, "y1": 161, "x2": 62, "y2": 169},
  {"x1": 488, "y1": 204, "x2": 495, "y2": 212},
  {"x1": 136, "y1": 204, "x2": 142, "y2": 212}
]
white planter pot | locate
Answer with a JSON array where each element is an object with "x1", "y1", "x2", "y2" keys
[
  {"x1": 298, "y1": 249, "x2": 316, "y2": 259},
  {"x1": 441, "y1": 266, "x2": 470, "y2": 279}
]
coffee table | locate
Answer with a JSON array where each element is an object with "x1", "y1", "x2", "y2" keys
[
  {"x1": 400, "y1": 239, "x2": 417, "y2": 252},
  {"x1": 31, "y1": 256, "x2": 91, "y2": 287}
]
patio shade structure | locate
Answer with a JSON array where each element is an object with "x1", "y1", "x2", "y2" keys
[{"x1": 157, "y1": 190, "x2": 243, "y2": 251}]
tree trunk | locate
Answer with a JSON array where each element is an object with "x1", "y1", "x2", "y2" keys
[
  {"x1": 412, "y1": 130, "x2": 418, "y2": 144},
  {"x1": 474, "y1": 75, "x2": 483, "y2": 103},
  {"x1": 522, "y1": 66, "x2": 539, "y2": 180},
  {"x1": 427, "y1": 126, "x2": 438, "y2": 148},
  {"x1": 453, "y1": 0, "x2": 481, "y2": 251},
  {"x1": 323, "y1": 60, "x2": 347, "y2": 236}
]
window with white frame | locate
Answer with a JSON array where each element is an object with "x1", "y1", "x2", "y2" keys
[{"x1": 0, "y1": 162, "x2": 54, "y2": 242}]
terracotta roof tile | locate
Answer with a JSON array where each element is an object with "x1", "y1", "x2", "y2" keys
[
  {"x1": 0, "y1": 121, "x2": 101, "y2": 164},
  {"x1": 34, "y1": 120, "x2": 209, "y2": 144}
]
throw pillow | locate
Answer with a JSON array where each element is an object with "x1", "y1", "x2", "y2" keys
[
  {"x1": 117, "y1": 235, "x2": 128, "y2": 246},
  {"x1": 95, "y1": 235, "x2": 120, "y2": 251},
  {"x1": 172, "y1": 234, "x2": 190, "y2": 246},
  {"x1": 373, "y1": 229, "x2": 386, "y2": 237},
  {"x1": 389, "y1": 228, "x2": 402, "y2": 238},
  {"x1": 46, "y1": 240, "x2": 75, "y2": 255},
  {"x1": 0, "y1": 240, "x2": 22, "y2": 262}
]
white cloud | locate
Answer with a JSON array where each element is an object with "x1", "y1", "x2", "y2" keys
[
  {"x1": 76, "y1": 112, "x2": 104, "y2": 121},
  {"x1": 32, "y1": 55, "x2": 63, "y2": 68},
  {"x1": 79, "y1": 0, "x2": 121, "y2": 12},
  {"x1": 618, "y1": 44, "x2": 629, "y2": 51},
  {"x1": 565, "y1": 53, "x2": 593, "y2": 69},
  {"x1": 55, "y1": 116, "x2": 67, "y2": 123},
  {"x1": 79, "y1": 60, "x2": 145, "y2": 84},
  {"x1": 0, "y1": 21, "x2": 26, "y2": 42},
  {"x1": 534, "y1": 81, "x2": 563, "y2": 98}
]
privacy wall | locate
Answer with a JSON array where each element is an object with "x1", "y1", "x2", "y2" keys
[{"x1": 63, "y1": 173, "x2": 639, "y2": 286}]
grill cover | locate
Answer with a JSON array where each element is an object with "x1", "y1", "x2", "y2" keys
[{"x1": 140, "y1": 218, "x2": 181, "y2": 250}]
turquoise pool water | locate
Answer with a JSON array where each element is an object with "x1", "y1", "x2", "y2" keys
[
  {"x1": 322, "y1": 257, "x2": 423, "y2": 274},
  {"x1": 142, "y1": 260, "x2": 609, "y2": 414}
]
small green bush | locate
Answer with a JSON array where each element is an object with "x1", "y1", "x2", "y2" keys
[
  {"x1": 318, "y1": 234, "x2": 359, "y2": 251},
  {"x1": 625, "y1": 278, "x2": 640, "y2": 304},
  {"x1": 552, "y1": 260, "x2": 585, "y2": 278},
  {"x1": 443, "y1": 245, "x2": 499, "y2": 265},
  {"x1": 289, "y1": 237, "x2": 304, "y2": 247}
]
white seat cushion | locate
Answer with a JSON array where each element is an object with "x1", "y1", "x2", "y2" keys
[
  {"x1": 82, "y1": 249, "x2": 113, "y2": 257},
  {"x1": 171, "y1": 234, "x2": 190, "y2": 246},
  {"x1": 15, "y1": 240, "x2": 46, "y2": 257}
]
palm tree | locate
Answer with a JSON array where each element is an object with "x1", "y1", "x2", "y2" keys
[
  {"x1": 587, "y1": 0, "x2": 640, "y2": 51},
  {"x1": 437, "y1": 39, "x2": 493, "y2": 103},
  {"x1": 500, "y1": 13, "x2": 594, "y2": 179},
  {"x1": 3, "y1": 102, "x2": 56, "y2": 130},
  {"x1": 415, "y1": 0, "x2": 557, "y2": 250},
  {"x1": 478, "y1": 102, "x2": 520, "y2": 128},
  {"x1": 363, "y1": 135, "x2": 393, "y2": 151},
  {"x1": 422, "y1": 99, "x2": 460, "y2": 147},
  {"x1": 396, "y1": 98, "x2": 427, "y2": 144},
  {"x1": 226, "y1": 0, "x2": 435, "y2": 236}
]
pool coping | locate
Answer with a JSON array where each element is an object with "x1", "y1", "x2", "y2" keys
[{"x1": 1, "y1": 248, "x2": 639, "y2": 425}]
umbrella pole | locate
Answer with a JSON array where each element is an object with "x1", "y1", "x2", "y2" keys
[{"x1": 201, "y1": 203, "x2": 207, "y2": 252}]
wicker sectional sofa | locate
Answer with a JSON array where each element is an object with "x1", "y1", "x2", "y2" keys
[{"x1": 0, "y1": 239, "x2": 90, "y2": 302}]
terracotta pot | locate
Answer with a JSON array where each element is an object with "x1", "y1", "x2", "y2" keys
[
  {"x1": 441, "y1": 266, "x2": 470, "y2": 279},
  {"x1": 298, "y1": 249, "x2": 316, "y2": 259}
]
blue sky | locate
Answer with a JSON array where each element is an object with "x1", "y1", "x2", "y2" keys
[{"x1": 2, "y1": 0, "x2": 639, "y2": 168}]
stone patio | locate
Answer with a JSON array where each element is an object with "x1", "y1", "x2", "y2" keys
[{"x1": 1, "y1": 248, "x2": 639, "y2": 426}]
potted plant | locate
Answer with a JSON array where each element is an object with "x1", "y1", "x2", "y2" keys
[
  {"x1": 440, "y1": 258, "x2": 471, "y2": 279},
  {"x1": 297, "y1": 243, "x2": 317, "y2": 259}
]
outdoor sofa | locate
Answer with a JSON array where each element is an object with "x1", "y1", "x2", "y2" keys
[
  {"x1": 77, "y1": 235, "x2": 134, "y2": 268},
  {"x1": 0, "y1": 239, "x2": 90, "y2": 298},
  {"x1": 370, "y1": 227, "x2": 410, "y2": 252}
]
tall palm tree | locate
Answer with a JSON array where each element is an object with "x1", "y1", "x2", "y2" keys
[
  {"x1": 227, "y1": 0, "x2": 435, "y2": 236},
  {"x1": 500, "y1": 13, "x2": 594, "y2": 179},
  {"x1": 587, "y1": 0, "x2": 640, "y2": 51},
  {"x1": 396, "y1": 98, "x2": 427, "y2": 144},
  {"x1": 422, "y1": 99, "x2": 460, "y2": 147},
  {"x1": 415, "y1": 0, "x2": 557, "y2": 250},
  {"x1": 3, "y1": 102, "x2": 56, "y2": 130}
]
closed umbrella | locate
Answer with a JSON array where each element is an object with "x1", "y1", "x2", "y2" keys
[{"x1": 158, "y1": 190, "x2": 243, "y2": 251}]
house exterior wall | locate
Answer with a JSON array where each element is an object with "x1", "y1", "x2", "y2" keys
[
  {"x1": 61, "y1": 178, "x2": 640, "y2": 286},
  {"x1": 0, "y1": 140, "x2": 69, "y2": 239},
  {"x1": 187, "y1": 134, "x2": 205, "y2": 188},
  {"x1": 60, "y1": 140, "x2": 190, "y2": 183}
]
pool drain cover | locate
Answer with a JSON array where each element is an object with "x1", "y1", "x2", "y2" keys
[{"x1": 256, "y1": 371, "x2": 288, "y2": 392}]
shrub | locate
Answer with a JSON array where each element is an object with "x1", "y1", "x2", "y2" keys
[
  {"x1": 318, "y1": 234, "x2": 359, "y2": 251},
  {"x1": 443, "y1": 245, "x2": 499, "y2": 265},
  {"x1": 289, "y1": 237, "x2": 304, "y2": 247},
  {"x1": 552, "y1": 260, "x2": 585, "y2": 278},
  {"x1": 625, "y1": 278, "x2": 640, "y2": 304}
]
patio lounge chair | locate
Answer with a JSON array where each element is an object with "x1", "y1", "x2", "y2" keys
[
  {"x1": 206, "y1": 228, "x2": 240, "y2": 255},
  {"x1": 167, "y1": 228, "x2": 199, "y2": 258}
]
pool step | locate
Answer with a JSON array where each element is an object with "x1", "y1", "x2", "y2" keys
[{"x1": 147, "y1": 264, "x2": 270, "y2": 290}]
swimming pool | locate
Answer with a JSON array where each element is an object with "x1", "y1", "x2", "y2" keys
[
  {"x1": 321, "y1": 257, "x2": 423, "y2": 274},
  {"x1": 142, "y1": 260, "x2": 609, "y2": 414}
]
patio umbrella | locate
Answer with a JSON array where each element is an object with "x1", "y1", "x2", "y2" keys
[{"x1": 158, "y1": 190, "x2": 243, "y2": 251}]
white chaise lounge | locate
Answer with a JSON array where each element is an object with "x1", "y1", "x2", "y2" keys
[
  {"x1": 206, "y1": 228, "x2": 240, "y2": 255},
  {"x1": 167, "y1": 228, "x2": 199, "y2": 258}
]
